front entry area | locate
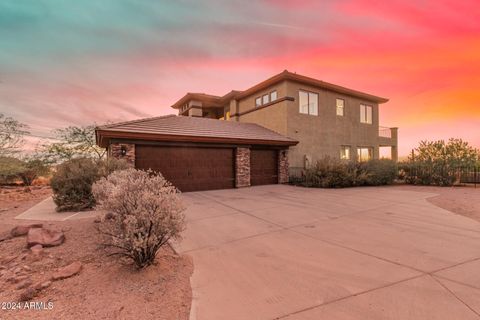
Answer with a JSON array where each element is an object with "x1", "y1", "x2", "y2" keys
[{"x1": 135, "y1": 145, "x2": 235, "y2": 192}]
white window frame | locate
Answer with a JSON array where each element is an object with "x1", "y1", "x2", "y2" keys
[
  {"x1": 340, "y1": 146, "x2": 351, "y2": 160},
  {"x1": 360, "y1": 104, "x2": 372, "y2": 124},
  {"x1": 336, "y1": 98, "x2": 344, "y2": 116},
  {"x1": 262, "y1": 94, "x2": 270, "y2": 105},
  {"x1": 255, "y1": 97, "x2": 262, "y2": 107},
  {"x1": 299, "y1": 90, "x2": 318, "y2": 116},
  {"x1": 270, "y1": 90, "x2": 277, "y2": 101}
]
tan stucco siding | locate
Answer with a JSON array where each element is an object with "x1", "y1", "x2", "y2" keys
[
  {"x1": 285, "y1": 80, "x2": 383, "y2": 168},
  {"x1": 238, "y1": 100, "x2": 288, "y2": 136},
  {"x1": 237, "y1": 82, "x2": 286, "y2": 114}
]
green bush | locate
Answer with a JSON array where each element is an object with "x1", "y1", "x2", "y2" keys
[
  {"x1": 50, "y1": 158, "x2": 129, "y2": 211},
  {"x1": 0, "y1": 156, "x2": 50, "y2": 186},
  {"x1": 0, "y1": 156, "x2": 25, "y2": 184},
  {"x1": 293, "y1": 157, "x2": 397, "y2": 188},
  {"x1": 358, "y1": 159, "x2": 397, "y2": 186},
  {"x1": 304, "y1": 157, "x2": 354, "y2": 188},
  {"x1": 401, "y1": 138, "x2": 479, "y2": 186}
]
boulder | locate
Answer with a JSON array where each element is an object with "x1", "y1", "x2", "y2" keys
[
  {"x1": 11, "y1": 224, "x2": 43, "y2": 237},
  {"x1": 30, "y1": 244, "x2": 43, "y2": 256},
  {"x1": 27, "y1": 228, "x2": 65, "y2": 248},
  {"x1": 51, "y1": 262, "x2": 82, "y2": 281}
]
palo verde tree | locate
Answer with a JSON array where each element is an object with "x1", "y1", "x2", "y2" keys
[
  {"x1": 42, "y1": 125, "x2": 106, "y2": 163},
  {"x1": 0, "y1": 113, "x2": 29, "y2": 156}
]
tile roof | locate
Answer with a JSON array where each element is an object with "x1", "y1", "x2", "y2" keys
[
  {"x1": 96, "y1": 115, "x2": 298, "y2": 147},
  {"x1": 170, "y1": 70, "x2": 388, "y2": 109}
]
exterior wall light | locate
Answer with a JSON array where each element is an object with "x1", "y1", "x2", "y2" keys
[{"x1": 120, "y1": 146, "x2": 127, "y2": 156}]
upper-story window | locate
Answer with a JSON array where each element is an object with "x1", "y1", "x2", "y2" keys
[
  {"x1": 255, "y1": 97, "x2": 262, "y2": 107},
  {"x1": 299, "y1": 90, "x2": 318, "y2": 115},
  {"x1": 262, "y1": 94, "x2": 270, "y2": 105},
  {"x1": 270, "y1": 90, "x2": 277, "y2": 101},
  {"x1": 336, "y1": 99, "x2": 344, "y2": 116},
  {"x1": 360, "y1": 104, "x2": 372, "y2": 124}
]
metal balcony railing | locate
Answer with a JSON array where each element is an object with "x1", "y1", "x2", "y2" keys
[{"x1": 379, "y1": 126, "x2": 392, "y2": 138}]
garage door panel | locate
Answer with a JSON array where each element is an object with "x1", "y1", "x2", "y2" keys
[
  {"x1": 136, "y1": 145, "x2": 234, "y2": 192},
  {"x1": 250, "y1": 149, "x2": 278, "y2": 186}
]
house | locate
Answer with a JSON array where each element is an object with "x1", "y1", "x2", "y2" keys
[{"x1": 96, "y1": 70, "x2": 398, "y2": 192}]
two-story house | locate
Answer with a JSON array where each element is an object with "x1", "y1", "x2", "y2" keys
[{"x1": 96, "y1": 70, "x2": 398, "y2": 192}]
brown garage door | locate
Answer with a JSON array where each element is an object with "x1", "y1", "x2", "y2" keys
[
  {"x1": 136, "y1": 145, "x2": 235, "y2": 192},
  {"x1": 250, "y1": 149, "x2": 278, "y2": 186}
]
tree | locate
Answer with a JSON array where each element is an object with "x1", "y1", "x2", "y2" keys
[
  {"x1": 18, "y1": 156, "x2": 50, "y2": 186},
  {"x1": 405, "y1": 138, "x2": 479, "y2": 186},
  {"x1": 411, "y1": 138, "x2": 479, "y2": 167},
  {"x1": 0, "y1": 155, "x2": 50, "y2": 186},
  {"x1": 42, "y1": 125, "x2": 106, "y2": 163},
  {"x1": 0, "y1": 113, "x2": 29, "y2": 156}
]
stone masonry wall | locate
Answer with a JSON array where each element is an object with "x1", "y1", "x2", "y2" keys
[
  {"x1": 278, "y1": 149, "x2": 289, "y2": 184},
  {"x1": 109, "y1": 143, "x2": 135, "y2": 167},
  {"x1": 235, "y1": 147, "x2": 250, "y2": 188}
]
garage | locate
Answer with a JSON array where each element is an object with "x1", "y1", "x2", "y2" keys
[
  {"x1": 136, "y1": 145, "x2": 234, "y2": 192},
  {"x1": 250, "y1": 149, "x2": 278, "y2": 186},
  {"x1": 95, "y1": 115, "x2": 298, "y2": 192}
]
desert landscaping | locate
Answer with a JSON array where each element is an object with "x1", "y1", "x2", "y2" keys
[{"x1": 0, "y1": 186, "x2": 193, "y2": 320}]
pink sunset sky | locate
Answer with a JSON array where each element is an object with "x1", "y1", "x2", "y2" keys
[{"x1": 0, "y1": 0, "x2": 479, "y2": 156}]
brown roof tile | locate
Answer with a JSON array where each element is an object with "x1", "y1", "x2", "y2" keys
[{"x1": 96, "y1": 115, "x2": 298, "y2": 147}]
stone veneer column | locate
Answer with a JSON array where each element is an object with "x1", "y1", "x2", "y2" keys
[
  {"x1": 235, "y1": 147, "x2": 250, "y2": 188},
  {"x1": 109, "y1": 143, "x2": 135, "y2": 167},
  {"x1": 278, "y1": 149, "x2": 289, "y2": 184}
]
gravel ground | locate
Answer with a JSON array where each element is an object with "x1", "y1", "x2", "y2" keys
[{"x1": 0, "y1": 186, "x2": 193, "y2": 320}]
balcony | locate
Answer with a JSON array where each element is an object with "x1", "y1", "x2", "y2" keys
[{"x1": 379, "y1": 126, "x2": 393, "y2": 138}]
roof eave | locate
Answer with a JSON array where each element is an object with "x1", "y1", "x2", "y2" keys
[{"x1": 96, "y1": 129, "x2": 298, "y2": 148}]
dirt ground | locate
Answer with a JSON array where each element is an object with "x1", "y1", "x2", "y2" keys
[
  {"x1": 0, "y1": 187, "x2": 193, "y2": 320},
  {"x1": 395, "y1": 184, "x2": 480, "y2": 222}
]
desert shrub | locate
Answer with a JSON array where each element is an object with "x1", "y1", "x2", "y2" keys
[
  {"x1": 303, "y1": 157, "x2": 354, "y2": 188},
  {"x1": 292, "y1": 157, "x2": 397, "y2": 188},
  {"x1": 50, "y1": 157, "x2": 129, "y2": 211},
  {"x1": 0, "y1": 156, "x2": 50, "y2": 186},
  {"x1": 92, "y1": 169, "x2": 186, "y2": 269},
  {"x1": 357, "y1": 159, "x2": 397, "y2": 186},
  {"x1": 18, "y1": 158, "x2": 50, "y2": 186},
  {"x1": 0, "y1": 156, "x2": 25, "y2": 185},
  {"x1": 402, "y1": 139, "x2": 479, "y2": 186}
]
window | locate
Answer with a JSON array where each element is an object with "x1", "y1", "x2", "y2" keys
[
  {"x1": 255, "y1": 97, "x2": 262, "y2": 107},
  {"x1": 299, "y1": 90, "x2": 318, "y2": 115},
  {"x1": 340, "y1": 146, "x2": 351, "y2": 160},
  {"x1": 336, "y1": 99, "x2": 344, "y2": 116},
  {"x1": 360, "y1": 104, "x2": 372, "y2": 124},
  {"x1": 357, "y1": 147, "x2": 373, "y2": 162},
  {"x1": 262, "y1": 94, "x2": 270, "y2": 105},
  {"x1": 270, "y1": 90, "x2": 277, "y2": 101}
]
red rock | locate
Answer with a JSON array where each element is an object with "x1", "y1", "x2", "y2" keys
[
  {"x1": 35, "y1": 281, "x2": 51, "y2": 290},
  {"x1": 26, "y1": 228, "x2": 65, "y2": 248},
  {"x1": 10, "y1": 224, "x2": 43, "y2": 237},
  {"x1": 51, "y1": 262, "x2": 82, "y2": 281},
  {"x1": 16, "y1": 279, "x2": 32, "y2": 290},
  {"x1": 30, "y1": 244, "x2": 43, "y2": 256}
]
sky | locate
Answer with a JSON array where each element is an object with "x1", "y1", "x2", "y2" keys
[{"x1": 0, "y1": 0, "x2": 479, "y2": 156}]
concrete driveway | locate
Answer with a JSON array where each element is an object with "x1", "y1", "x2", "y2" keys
[{"x1": 176, "y1": 185, "x2": 480, "y2": 320}]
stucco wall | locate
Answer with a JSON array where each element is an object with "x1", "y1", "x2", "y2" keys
[{"x1": 284, "y1": 80, "x2": 386, "y2": 168}]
